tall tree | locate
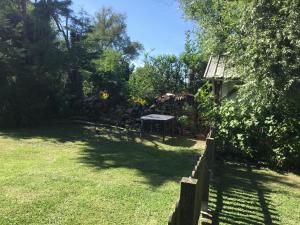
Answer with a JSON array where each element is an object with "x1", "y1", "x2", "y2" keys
[
  {"x1": 0, "y1": 0, "x2": 67, "y2": 126},
  {"x1": 88, "y1": 6, "x2": 143, "y2": 60},
  {"x1": 180, "y1": 31, "x2": 207, "y2": 93}
]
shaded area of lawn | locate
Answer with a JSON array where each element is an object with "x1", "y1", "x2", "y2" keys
[
  {"x1": 79, "y1": 127, "x2": 201, "y2": 187},
  {"x1": 0, "y1": 123, "x2": 203, "y2": 225},
  {"x1": 209, "y1": 161, "x2": 300, "y2": 225},
  {"x1": 0, "y1": 123, "x2": 200, "y2": 187}
]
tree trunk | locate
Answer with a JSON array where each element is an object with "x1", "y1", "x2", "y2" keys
[
  {"x1": 20, "y1": 0, "x2": 28, "y2": 40},
  {"x1": 20, "y1": 0, "x2": 27, "y2": 17}
]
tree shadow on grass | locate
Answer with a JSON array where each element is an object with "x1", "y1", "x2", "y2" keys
[
  {"x1": 164, "y1": 137, "x2": 197, "y2": 148},
  {"x1": 209, "y1": 161, "x2": 285, "y2": 225},
  {"x1": 0, "y1": 123, "x2": 201, "y2": 187}
]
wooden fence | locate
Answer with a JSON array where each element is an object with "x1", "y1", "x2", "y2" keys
[{"x1": 168, "y1": 133, "x2": 215, "y2": 225}]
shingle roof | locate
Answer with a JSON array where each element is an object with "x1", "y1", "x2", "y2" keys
[{"x1": 204, "y1": 55, "x2": 239, "y2": 80}]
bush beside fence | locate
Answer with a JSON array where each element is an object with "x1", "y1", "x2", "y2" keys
[{"x1": 168, "y1": 133, "x2": 215, "y2": 225}]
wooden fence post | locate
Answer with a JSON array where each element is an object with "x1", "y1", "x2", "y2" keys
[
  {"x1": 168, "y1": 134, "x2": 216, "y2": 225},
  {"x1": 206, "y1": 138, "x2": 215, "y2": 164},
  {"x1": 179, "y1": 177, "x2": 198, "y2": 225},
  {"x1": 201, "y1": 165, "x2": 210, "y2": 212},
  {"x1": 202, "y1": 137, "x2": 214, "y2": 213}
]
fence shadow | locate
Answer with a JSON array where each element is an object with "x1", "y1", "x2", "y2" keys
[
  {"x1": 0, "y1": 123, "x2": 201, "y2": 187},
  {"x1": 210, "y1": 161, "x2": 281, "y2": 225}
]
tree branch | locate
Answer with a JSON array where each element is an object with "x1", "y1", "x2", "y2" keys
[{"x1": 52, "y1": 15, "x2": 70, "y2": 51}]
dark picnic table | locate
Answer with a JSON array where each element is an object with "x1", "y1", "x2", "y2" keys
[{"x1": 140, "y1": 114, "x2": 175, "y2": 142}]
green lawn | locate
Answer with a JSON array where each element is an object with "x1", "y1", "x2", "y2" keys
[
  {"x1": 0, "y1": 123, "x2": 203, "y2": 225},
  {"x1": 2, "y1": 124, "x2": 299, "y2": 225},
  {"x1": 209, "y1": 161, "x2": 300, "y2": 225}
]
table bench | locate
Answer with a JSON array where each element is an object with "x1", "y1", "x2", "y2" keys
[{"x1": 140, "y1": 114, "x2": 175, "y2": 142}]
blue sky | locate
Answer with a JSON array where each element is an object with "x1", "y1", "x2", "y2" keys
[{"x1": 72, "y1": 0, "x2": 195, "y2": 63}]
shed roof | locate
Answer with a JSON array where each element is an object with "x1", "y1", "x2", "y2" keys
[{"x1": 204, "y1": 55, "x2": 239, "y2": 80}]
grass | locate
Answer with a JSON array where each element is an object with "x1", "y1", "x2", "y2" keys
[
  {"x1": 2, "y1": 123, "x2": 299, "y2": 225},
  {"x1": 209, "y1": 161, "x2": 300, "y2": 225},
  {"x1": 0, "y1": 123, "x2": 203, "y2": 225}
]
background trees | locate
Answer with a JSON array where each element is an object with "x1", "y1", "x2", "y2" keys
[
  {"x1": 1, "y1": 1, "x2": 207, "y2": 126},
  {"x1": 180, "y1": 31, "x2": 207, "y2": 93},
  {"x1": 0, "y1": 1, "x2": 209, "y2": 133},
  {"x1": 128, "y1": 54, "x2": 184, "y2": 103},
  {"x1": 83, "y1": 7, "x2": 142, "y2": 104},
  {"x1": 128, "y1": 45, "x2": 207, "y2": 104},
  {"x1": 0, "y1": 1, "x2": 143, "y2": 126},
  {"x1": 0, "y1": 0, "x2": 68, "y2": 126}
]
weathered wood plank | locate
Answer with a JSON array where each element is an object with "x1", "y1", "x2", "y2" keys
[
  {"x1": 167, "y1": 133, "x2": 215, "y2": 225},
  {"x1": 179, "y1": 177, "x2": 198, "y2": 225}
]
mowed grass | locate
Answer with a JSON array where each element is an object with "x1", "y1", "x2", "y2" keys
[
  {"x1": 209, "y1": 161, "x2": 300, "y2": 225},
  {"x1": 0, "y1": 123, "x2": 203, "y2": 225}
]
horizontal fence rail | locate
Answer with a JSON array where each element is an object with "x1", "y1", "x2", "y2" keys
[{"x1": 168, "y1": 133, "x2": 215, "y2": 225}]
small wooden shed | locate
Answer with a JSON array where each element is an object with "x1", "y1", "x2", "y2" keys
[{"x1": 204, "y1": 55, "x2": 239, "y2": 103}]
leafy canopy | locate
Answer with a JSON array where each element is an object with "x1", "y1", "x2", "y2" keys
[{"x1": 181, "y1": 0, "x2": 300, "y2": 167}]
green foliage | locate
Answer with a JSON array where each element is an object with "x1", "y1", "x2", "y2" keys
[
  {"x1": 180, "y1": 31, "x2": 207, "y2": 93},
  {"x1": 0, "y1": 0, "x2": 208, "y2": 127},
  {"x1": 81, "y1": 7, "x2": 143, "y2": 105},
  {"x1": 90, "y1": 49, "x2": 132, "y2": 104},
  {"x1": 87, "y1": 6, "x2": 143, "y2": 60},
  {"x1": 0, "y1": 0, "x2": 68, "y2": 126},
  {"x1": 181, "y1": 0, "x2": 300, "y2": 167},
  {"x1": 194, "y1": 81, "x2": 215, "y2": 125},
  {"x1": 128, "y1": 65, "x2": 156, "y2": 101},
  {"x1": 0, "y1": 1, "x2": 142, "y2": 126},
  {"x1": 177, "y1": 115, "x2": 190, "y2": 129},
  {"x1": 177, "y1": 103, "x2": 197, "y2": 132},
  {"x1": 218, "y1": 80, "x2": 300, "y2": 167},
  {"x1": 151, "y1": 54, "x2": 186, "y2": 94},
  {"x1": 180, "y1": 0, "x2": 248, "y2": 55},
  {"x1": 129, "y1": 54, "x2": 187, "y2": 101}
]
